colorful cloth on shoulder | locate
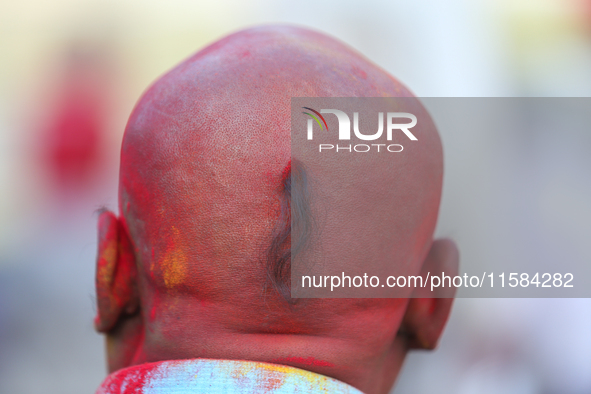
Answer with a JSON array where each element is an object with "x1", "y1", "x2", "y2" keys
[{"x1": 96, "y1": 358, "x2": 364, "y2": 393}]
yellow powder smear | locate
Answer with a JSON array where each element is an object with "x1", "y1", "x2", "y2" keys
[
  {"x1": 97, "y1": 240, "x2": 117, "y2": 284},
  {"x1": 161, "y1": 226, "x2": 188, "y2": 288},
  {"x1": 258, "y1": 362, "x2": 332, "y2": 387}
]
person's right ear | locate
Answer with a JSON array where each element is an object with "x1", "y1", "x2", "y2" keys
[
  {"x1": 399, "y1": 238, "x2": 459, "y2": 350},
  {"x1": 94, "y1": 210, "x2": 139, "y2": 333}
]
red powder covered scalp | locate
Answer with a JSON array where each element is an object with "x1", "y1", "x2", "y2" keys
[
  {"x1": 95, "y1": 25, "x2": 453, "y2": 394},
  {"x1": 281, "y1": 160, "x2": 291, "y2": 184}
]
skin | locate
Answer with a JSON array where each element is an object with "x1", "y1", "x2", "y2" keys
[{"x1": 94, "y1": 25, "x2": 459, "y2": 394}]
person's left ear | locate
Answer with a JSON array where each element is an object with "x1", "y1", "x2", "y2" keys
[
  {"x1": 399, "y1": 238, "x2": 459, "y2": 350},
  {"x1": 94, "y1": 210, "x2": 139, "y2": 333}
]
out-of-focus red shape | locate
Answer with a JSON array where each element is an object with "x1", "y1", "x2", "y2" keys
[{"x1": 43, "y1": 44, "x2": 112, "y2": 192}]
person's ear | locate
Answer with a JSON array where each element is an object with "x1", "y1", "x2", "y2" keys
[
  {"x1": 400, "y1": 238, "x2": 459, "y2": 350},
  {"x1": 94, "y1": 210, "x2": 139, "y2": 333}
]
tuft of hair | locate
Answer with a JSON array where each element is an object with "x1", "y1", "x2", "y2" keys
[{"x1": 266, "y1": 159, "x2": 313, "y2": 303}]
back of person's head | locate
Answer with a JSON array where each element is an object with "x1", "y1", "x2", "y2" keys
[{"x1": 94, "y1": 25, "x2": 458, "y2": 394}]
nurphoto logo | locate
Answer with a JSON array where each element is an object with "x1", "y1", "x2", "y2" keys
[{"x1": 302, "y1": 107, "x2": 418, "y2": 153}]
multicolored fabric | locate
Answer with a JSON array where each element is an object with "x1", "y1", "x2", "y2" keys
[{"x1": 96, "y1": 358, "x2": 364, "y2": 393}]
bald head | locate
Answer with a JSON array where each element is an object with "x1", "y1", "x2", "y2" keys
[{"x1": 95, "y1": 26, "x2": 457, "y2": 394}]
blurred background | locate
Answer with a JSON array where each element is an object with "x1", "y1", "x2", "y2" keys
[{"x1": 0, "y1": 0, "x2": 590, "y2": 393}]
